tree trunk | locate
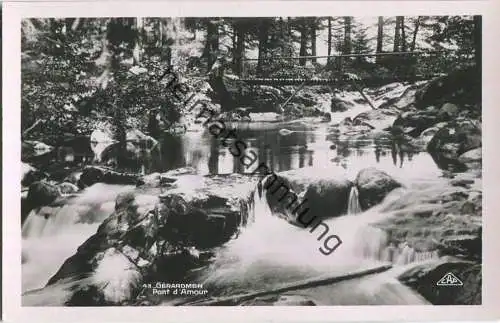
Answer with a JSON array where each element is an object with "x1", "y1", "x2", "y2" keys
[
  {"x1": 203, "y1": 19, "x2": 219, "y2": 71},
  {"x1": 257, "y1": 19, "x2": 269, "y2": 76},
  {"x1": 106, "y1": 18, "x2": 131, "y2": 170},
  {"x1": 231, "y1": 22, "x2": 237, "y2": 71},
  {"x1": 208, "y1": 59, "x2": 237, "y2": 113},
  {"x1": 410, "y1": 16, "x2": 420, "y2": 51},
  {"x1": 159, "y1": 19, "x2": 172, "y2": 66},
  {"x1": 234, "y1": 21, "x2": 245, "y2": 76},
  {"x1": 393, "y1": 16, "x2": 402, "y2": 52},
  {"x1": 400, "y1": 16, "x2": 407, "y2": 52},
  {"x1": 287, "y1": 17, "x2": 292, "y2": 38},
  {"x1": 310, "y1": 18, "x2": 317, "y2": 63},
  {"x1": 133, "y1": 17, "x2": 143, "y2": 64},
  {"x1": 282, "y1": 17, "x2": 293, "y2": 57},
  {"x1": 473, "y1": 15, "x2": 482, "y2": 70},
  {"x1": 279, "y1": 17, "x2": 285, "y2": 56},
  {"x1": 376, "y1": 16, "x2": 384, "y2": 63},
  {"x1": 343, "y1": 16, "x2": 352, "y2": 54},
  {"x1": 327, "y1": 17, "x2": 332, "y2": 64},
  {"x1": 178, "y1": 265, "x2": 392, "y2": 306},
  {"x1": 299, "y1": 19, "x2": 307, "y2": 66}
]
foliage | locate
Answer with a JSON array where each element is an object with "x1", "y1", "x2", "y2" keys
[
  {"x1": 22, "y1": 18, "x2": 185, "y2": 144},
  {"x1": 21, "y1": 15, "x2": 479, "y2": 144}
]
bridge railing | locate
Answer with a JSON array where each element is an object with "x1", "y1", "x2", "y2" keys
[{"x1": 235, "y1": 50, "x2": 466, "y2": 85}]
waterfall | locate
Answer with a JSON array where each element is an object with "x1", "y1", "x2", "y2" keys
[
  {"x1": 247, "y1": 183, "x2": 440, "y2": 268},
  {"x1": 351, "y1": 225, "x2": 440, "y2": 265},
  {"x1": 393, "y1": 248, "x2": 440, "y2": 265},
  {"x1": 249, "y1": 188, "x2": 273, "y2": 223},
  {"x1": 22, "y1": 183, "x2": 134, "y2": 293},
  {"x1": 191, "y1": 181, "x2": 444, "y2": 304},
  {"x1": 347, "y1": 186, "x2": 362, "y2": 215}
]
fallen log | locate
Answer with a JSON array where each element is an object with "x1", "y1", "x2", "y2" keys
[{"x1": 173, "y1": 264, "x2": 392, "y2": 306}]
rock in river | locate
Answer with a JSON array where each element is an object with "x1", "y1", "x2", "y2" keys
[
  {"x1": 427, "y1": 118, "x2": 481, "y2": 160},
  {"x1": 458, "y1": 148, "x2": 482, "y2": 164},
  {"x1": 25, "y1": 181, "x2": 61, "y2": 213},
  {"x1": 259, "y1": 166, "x2": 353, "y2": 224},
  {"x1": 78, "y1": 166, "x2": 141, "y2": 188},
  {"x1": 398, "y1": 258, "x2": 481, "y2": 305},
  {"x1": 39, "y1": 174, "x2": 256, "y2": 306},
  {"x1": 355, "y1": 168, "x2": 402, "y2": 210},
  {"x1": 21, "y1": 163, "x2": 48, "y2": 187}
]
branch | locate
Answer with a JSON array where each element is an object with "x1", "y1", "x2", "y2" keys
[
  {"x1": 175, "y1": 264, "x2": 392, "y2": 306},
  {"x1": 71, "y1": 18, "x2": 82, "y2": 31},
  {"x1": 22, "y1": 119, "x2": 44, "y2": 138}
]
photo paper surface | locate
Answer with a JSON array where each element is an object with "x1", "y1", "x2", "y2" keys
[{"x1": 3, "y1": 1, "x2": 500, "y2": 322}]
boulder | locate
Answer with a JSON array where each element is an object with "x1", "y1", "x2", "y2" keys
[
  {"x1": 212, "y1": 73, "x2": 318, "y2": 113},
  {"x1": 25, "y1": 181, "x2": 61, "y2": 212},
  {"x1": 376, "y1": 183, "x2": 481, "y2": 260},
  {"x1": 21, "y1": 163, "x2": 47, "y2": 187},
  {"x1": 439, "y1": 103, "x2": 459, "y2": 119},
  {"x1": 99, "y1": 129, "x2": 159, "y2": 168},
  {"x1": 46, "y1": 192, "x2": 160, "y2": 303},
  {"x1": 77, "y1": 166, "x2": 141, "y2": 188},
  {"x1": 259, "y1": 166, "x2": 354, "y2": 223},
  {"x1": 353, "y1": 108, "x2": 398, "y2": 130},
  {"x1": 297, "y1": 178, "x2": 353, "y2": 222},
  {"x1": 157, "y1": 190, "x2": 243, "y2": 248},
  {"x1": 427, "y1": 119, "x2": 481, "y2": 160},
  {"x1": 340, "y1": 117, "x2": 353, "y2": 126},
  {"x1": 458, "y1": 148, "x2": 482, "y2": 164},
  {"x1": 22, "y1": 163, "x2": 35, "y2": 182},
  {"x1": 91, "y1": 127, "x2": 159, "y2": 166},
  {"x1": 355, "y1": 168, "x2": 402, "y2": 210},
  {"x1": 22, "y1": 140, "x2": 54, "y2": 162},
  {"x1": 398, "y1": 260, "x2": 481, "y2": 305},
  {"x1": 58, "y1": 182, "x2": 79, "y2": 195},
  {"x1": 63, "y1": 171, "x2": 82, "y2": 186},
  {"x1": 44, "y1": 174, "x2": 256, "y2": 305},
  {"x1": 416, "y1": 122, "x2": 448, "y2": 148},
  {"x1": 331, "y1": 96, "x2": 354, "y2": 112},
  {"x1": 126, "y1": 129, "x2": 158, "y2": 149},
  {"x1": 68, "y1": 247, "x2": 143, "y2": 305},
  {"x1": 377, "y1": 83, "x2": 424, "y2": 110},
  {"x1": 392, "y1": 110, "x2": 443, "y2": 137},
  {"x1": 415, "y1": 65, "x2": 481, "y2": 110},
  {"x1": 90, "y1": 125, "x2": 115, "y2": 163}
]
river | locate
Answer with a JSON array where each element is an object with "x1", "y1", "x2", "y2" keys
[{"x1": 22, "y1": 99, "x2": 455, "y2": 305}]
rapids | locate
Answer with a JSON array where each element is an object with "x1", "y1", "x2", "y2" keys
[{"x1": 22, "y1": 183, "x2": 135, "y2": 292}]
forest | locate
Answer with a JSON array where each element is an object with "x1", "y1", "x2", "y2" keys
[
  {"x1": 21, "y1": 15, "x2": 483, "y2": 307},
  {"x1": 21, "y1": 16, "x2": 481, "y2": 152}
]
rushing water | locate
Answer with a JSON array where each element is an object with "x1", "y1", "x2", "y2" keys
[
  {"x1": 22, "y1": 184, "x2": 135, "y2": 293},
  {"x1": 22, "y1": 98, "x2": 454, "y2": 304},
  {"x1": 347, "y1": 187, "x2": 362, "y2": 215},
  {"x1": 169, "y1": 178, "x2": 440, "y2": 305},
  {"x1": 150, "y1": 115, "x2": 450, "y2": 304}
]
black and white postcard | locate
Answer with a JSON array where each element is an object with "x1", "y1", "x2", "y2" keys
[{"x1": 3, "y1": 1, "x2": 500, "y2": 322}]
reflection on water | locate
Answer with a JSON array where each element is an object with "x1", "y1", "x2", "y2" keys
[{"x1": 148, "y1": 122, "x2": 446, "y2": 183}]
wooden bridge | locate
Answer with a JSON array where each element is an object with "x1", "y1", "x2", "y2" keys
[
  {"x1": 239, "y1": 74, "x2": 441, "y2": 87},
  {"x1": 232, "y1": 51, "x2": 449, "y2": 87},
  {"x1": 211, "y1": 50, "x2": 452, "y2": 111}
]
